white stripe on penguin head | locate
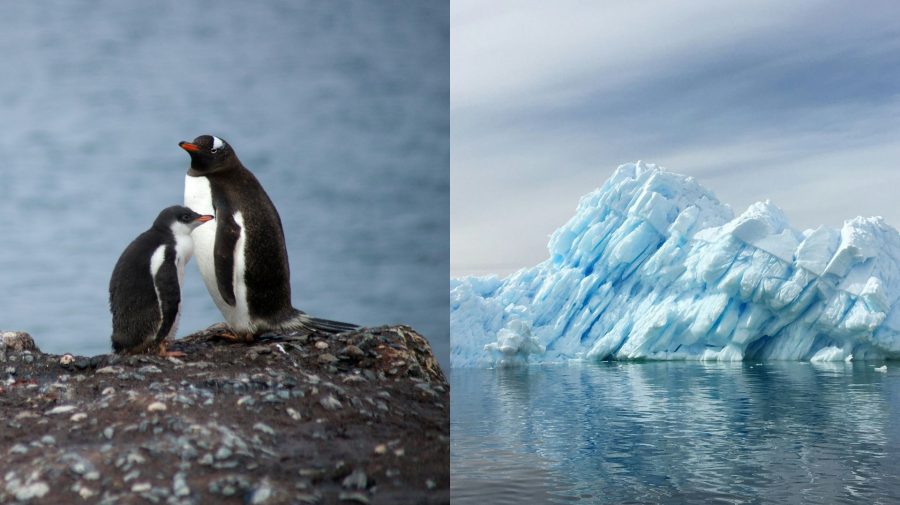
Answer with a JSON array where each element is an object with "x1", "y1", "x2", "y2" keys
[{"x1": 212, "y1": 136, "x2": 224, "y2": 150}]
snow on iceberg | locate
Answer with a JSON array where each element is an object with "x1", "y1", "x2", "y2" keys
[{"x1": 451, "y1": 161, "x2": 900, "y2": 367}]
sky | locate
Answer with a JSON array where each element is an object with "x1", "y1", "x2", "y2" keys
[{"x1": 451, "y1": 0, "x2": 900, "y2": 277}]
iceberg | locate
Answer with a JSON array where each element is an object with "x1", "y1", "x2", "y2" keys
[{"x1": 451, "y1": 162, "x2": 900, "y2": 367}]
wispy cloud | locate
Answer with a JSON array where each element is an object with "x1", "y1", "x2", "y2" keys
[{"x1": 452, "y1": 0, "x2": 900, "y2": 277}]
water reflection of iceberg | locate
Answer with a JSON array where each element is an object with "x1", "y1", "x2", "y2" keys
[{"x1": 451, "y1": 363, "x2": 899, "y2": 504}]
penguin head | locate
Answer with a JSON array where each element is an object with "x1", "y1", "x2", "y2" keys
[
  {"x1": 179, "y1": 135, "x2": 238, "y2": 174},
  {"x1": 154, "y1": 205, "x2": 214, "y2": 236}
]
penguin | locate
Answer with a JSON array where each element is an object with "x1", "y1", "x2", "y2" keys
[
  {"x1": 109, "y1": 206, "x2": 214, "y2": 355},
  {"x1": 179, "y1": 134, "x2": 358, "y2": 340}
]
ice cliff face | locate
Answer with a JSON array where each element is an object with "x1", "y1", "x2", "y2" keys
[{"x1": 451, "y1": 162, "x2": 900, "y2": 367}]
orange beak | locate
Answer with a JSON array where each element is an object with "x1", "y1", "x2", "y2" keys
[
  {"x1": 195, "y1": 215, "x2": 214, "y2": 223},
  {"x1": 179, "y1": 141, "x2": 200, "y2": 153}
]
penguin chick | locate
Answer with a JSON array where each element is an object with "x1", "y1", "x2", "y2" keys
[
  {"x1": 110, "y1": 206, "x2": 214, "y2": 355},
  {"x1": 180, "y1": 134, "x2": 358, "y2": 340}
]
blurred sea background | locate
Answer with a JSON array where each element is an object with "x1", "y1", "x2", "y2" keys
[{"x1": 0, "y1": 1, "x2": 449, "y2": 369}]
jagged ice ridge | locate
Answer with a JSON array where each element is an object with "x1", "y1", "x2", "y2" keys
[{"x1": 451, "y1": 162, "x2": 900, "y2": 367}]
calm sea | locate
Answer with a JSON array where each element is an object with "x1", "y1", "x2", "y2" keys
[
  {"x1": 452, "y1": 362, "x2": 900, "y2": 504},
  {"x1": 0, "y1": 1, "x2": 449, "y2": 369}
]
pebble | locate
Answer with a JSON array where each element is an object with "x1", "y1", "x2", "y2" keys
[
  {"x1": 338, "y1": 491, "x2": 370, "y2": 504},
  {"x1": 138, "y1": 365, "x2": 162, "y2": 374},
  {"x1": 286, "y1": 407, "x2": 302, "y2": 421},
  {"x1": 248, "y1": 479, "x2": 273, "y2": 504},
  {"x1": 253, "y1": 422, "x2": 275, "y2": 436},
  {"x1": 315, "y1": 341, "x2": 329, "y2": 350},
  {"x1": 147, "y1": 402, "x2": 167, "y2": 412},
  {"x1": 131, "y1": 482, "x2": 152, "y2": 493},
  {"x1": 318, "y1": 353, "x2": 338, "y2": 365},
  {"x1": 172, "y1": 472, "x2": 190, "y2": 497},
  {"x1": 40, "y1": 435, "x2": 56, "y2": 446},
  {"x1": 70, "y1": 412, "x2": 88, "y2": 422},
  {"x1": 14, "y1": 481, "x2": 50, "y2": 500},
  {"x1": 342, "y1": 469, "x2": 368, "y2": 490},
  {"x1": 341, "y1": 345, "x2": 365, "y2": 358},
  {"x1": 103, "y1": 427, "x2": 115, "y2": 440},
  {"x1": 96, "y1": 366, "x2": 123, "y2": 374},
  {"x1": 374, "y1": 444, "x2": 387, "y2": 455},
  {"x1": 320, "y1": 394, "x2": 342, "y2": 411},
  {"x1": 9, "y1": 443, "x2": 28, "y2": 454},
  {"x1": 215, "y1": 446, "x2": 232, "y2": 460},
  {"x1": 59, "y1": 354, "x2": 75, "y2": 365},
  {"x1": 46, "y1": 405, "x2": 77, "y2": 415}
]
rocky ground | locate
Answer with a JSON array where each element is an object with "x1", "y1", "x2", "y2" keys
[{"x1": 0, "y1": 325, "x2": 448, "y2": 505}]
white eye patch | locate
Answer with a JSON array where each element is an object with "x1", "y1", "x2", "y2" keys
[{"x1": 212, "y1": 136, "x2": 224, "y2": 150}]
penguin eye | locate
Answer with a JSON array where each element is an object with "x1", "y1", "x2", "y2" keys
[
  {"x1": 180, "y1": 214, "x2": 191, "y2": 222},
  {"x1": 210, "y1": 148, "x2": 219, "y2": 154}
]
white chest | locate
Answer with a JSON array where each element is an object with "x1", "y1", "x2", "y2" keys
[
  {"x1": 173, "y1": 234, "x2": 193, "y2": 285},
  {"x1": 184, "y1": 175, "x2": 253, "y2": 331},
  {"x1": 184, "y1": 175, "x2": 214, "y2": 215}
]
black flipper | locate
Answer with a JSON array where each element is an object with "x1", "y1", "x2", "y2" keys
[
  {"x1": 154, "y1": 247, "x2": 181, "y2": 342},
  {"x1": 214, "y1": 210, "x2": 241, "y2": 306}
]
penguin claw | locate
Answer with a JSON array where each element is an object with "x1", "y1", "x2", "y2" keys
[
  {"x1": 158, "y1": 341, "x2": 186, "y2": 358},
  {"x1": 210, "y1": 329, "x2": 254, "y2": 343}
]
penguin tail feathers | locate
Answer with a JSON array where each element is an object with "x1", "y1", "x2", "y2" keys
[{"x1": 282, "y1": 310, "x2": 359, "y2": 335}]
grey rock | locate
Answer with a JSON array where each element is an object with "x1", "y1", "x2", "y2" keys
[
  {"x1": 138, "y1": 365, "x2": 162, "y2": 374},
  {"x1": 103, "y1": 427, "x2": 115, "y2": 440},
  {"x1": 0, "y1": 331, "x2": 38, "y2": 352},
  {"x1": 295, "y1": 493, "x2": 322, "y2": 504},
  {"x1": 214, "y1": 446, "x2": 232, "y2": 460},
  {"x1": 320, "y1": 394, "x2": 342, "y2": 411},
  {"x1": 63, "y1": 453, "x2": 96, "y2": 476},
  {"x1": 39, "y1": 435, "x2": 55, "y2": 446},
  {"x1": 253, "y1": 422, "x2": 275, "y2": 436},
  {"x1": 342, "y1": 469, "x2": 368, "y2": 490},
  {"x1": 318, "y1": 353, "x2": 338, "y2": 365},
  {"x1": 172, "y1": 472, "x2": 190, "y2": 497},
  {"x1": 45, "y1": 405, "x2": 77, "y2": 415},
  {"x1": 13, "y1": 481, "x2": 50, "y2": 500},
  {"x1": 248, "y1": 479, "x2": 274, "y2": 504},
  {"x1": 338, "y1": 491, "x2": 371, "y2": 504}
]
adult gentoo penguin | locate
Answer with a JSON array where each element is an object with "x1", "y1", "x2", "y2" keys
[
  {"x1": 109, "y1": 206, "x2": 214, "y2": 355},
  {"x1": 179, "y1": 134, "x2": 358, "y2": 339}
]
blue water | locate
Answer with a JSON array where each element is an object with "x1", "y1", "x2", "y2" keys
[
  {"x1": 452, "y1": 362, "x2": 900, "y2": 504},
  {"x1": 0, "y1": 1, "x2": 449, "y2": 368}
]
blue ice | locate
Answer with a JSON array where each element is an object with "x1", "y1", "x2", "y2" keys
[{"x1": 452, "y1": 162, "x2": 900, "y2": 367}]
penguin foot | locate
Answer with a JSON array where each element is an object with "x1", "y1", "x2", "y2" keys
[
  {"x1": 158, "y1": 341, "x2": 186, "y2": 358},
  {"x1": 210, "y1": 329, "x2": 254, "y2": 343}
]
